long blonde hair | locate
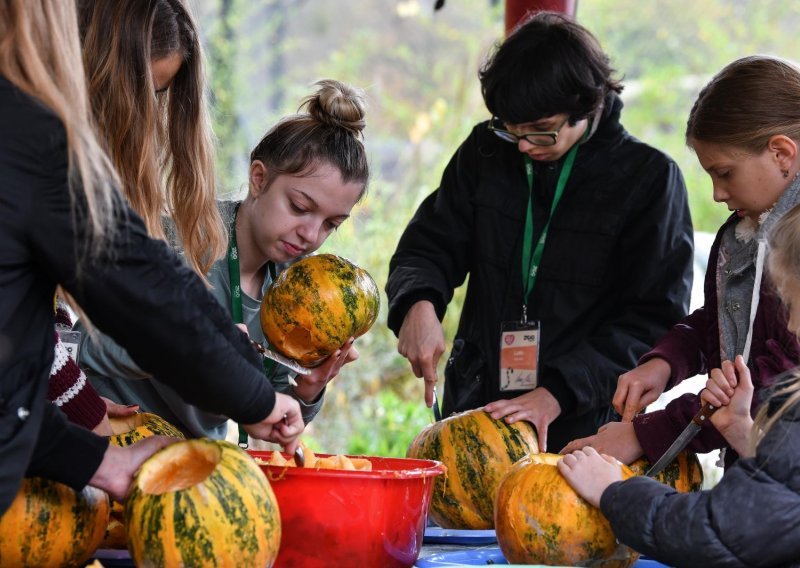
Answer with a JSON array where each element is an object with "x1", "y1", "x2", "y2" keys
[
  {"x1": 79, "y1": 0, "x2": 224, "y2": 279},
  {"x1": 759, "y1": 202, "x2": 800, "y2": 452},
  {"x1": 0, "y1": 0, "x2": 118, "y2": 253}
]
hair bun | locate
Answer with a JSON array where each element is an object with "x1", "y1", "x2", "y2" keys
[{"x1": 300, "y1": 79, "x2": 366, "y2": 137}]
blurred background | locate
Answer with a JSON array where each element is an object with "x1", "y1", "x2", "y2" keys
[{"x1": 193, "y1": 0, "x2": 800, "y2": 466}]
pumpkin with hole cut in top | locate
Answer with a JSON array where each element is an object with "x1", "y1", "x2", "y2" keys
[
  {"x1": 406, "y1": 408, "x2": 539, "y2": 529},
  {"x1": 0, "y1": 477, "x2": 110, "y2": 567},
  {"x1": 102, "y1": 412, "x2": 185, "y2": 549},
  {"x1": 125, "y1": 438, "x2": 281, "y2": 567},
  {"x1": 494, "y1": 453, "x2": 639, "y2": 567},
  {"x1": 260, "y1": 254, "x2": 380, "y2": 367}
]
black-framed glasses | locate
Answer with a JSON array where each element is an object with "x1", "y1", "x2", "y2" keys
[{"x1": 487, "y1": 116, "x2": 569, "y2": 147}]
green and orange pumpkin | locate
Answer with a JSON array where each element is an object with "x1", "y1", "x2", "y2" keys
[
  {"x1": 494, "y1": 453, "x2": 639, "y2": 567},
  {"x1": 629, "y1": 450, "x2": 704, "y2": 492},
  {"x1": 260, "y1": 253, "x2": 380, "y2": 367},
  {"x1": 0, "y1": 477, "x2": 109, "y2": 567},
  {"x1": 107, "y1": 412, "x2": 185, "y2": 447},
  {"x1": 125, "y1": 438, "x2": 281, "y2": 567},
  {"x1": 406, "y1": 408, "x2": 539, "y2": 529},
  {"x1": 103, "y1": 412, "x2": 185, "y2": 549}
]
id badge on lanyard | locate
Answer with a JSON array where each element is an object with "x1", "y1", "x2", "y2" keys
[
  {"x1": 499, "y1": 319, "x2": 539, "y2": 391},
  {"x1": 498, "y1": 139, "x2": 581, "y2": 392}
]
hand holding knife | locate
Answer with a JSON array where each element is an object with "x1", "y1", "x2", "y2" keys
[{"x1": 645, "y1": 402, "x2": 717, "y2": 477}]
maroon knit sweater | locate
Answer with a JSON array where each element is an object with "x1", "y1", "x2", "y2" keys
[{"x1": 47, "y1": 302, "x2": 106, "y2": 429}]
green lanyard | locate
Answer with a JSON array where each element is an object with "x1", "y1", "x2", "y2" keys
[
  {"x1": 227, "y1": 204, "x2": 277, "y2": 446},
  {"x1": 520, "y1": 133, "x2": 584, "y2": 322}
]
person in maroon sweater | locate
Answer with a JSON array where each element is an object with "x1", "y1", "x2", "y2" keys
[{"x1": 563, "y1": 55, "x2": 800, "y2": 467}]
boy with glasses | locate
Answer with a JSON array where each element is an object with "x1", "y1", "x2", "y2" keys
[{"x1": 386, "y1": 11, "x2": 694, "y2": 452}]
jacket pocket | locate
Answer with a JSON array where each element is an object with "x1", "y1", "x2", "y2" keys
[{"x1": 443, "y1": 338, "x2": 486, "y2": 413}]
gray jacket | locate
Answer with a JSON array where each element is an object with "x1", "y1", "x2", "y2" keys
[{"x1": 79, "y1": 200, "x2": 323, "y2": 438}]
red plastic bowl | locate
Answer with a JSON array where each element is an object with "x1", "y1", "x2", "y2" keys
[{"x1": 249, "y1": 451, "x2": 445, "y2": 568}]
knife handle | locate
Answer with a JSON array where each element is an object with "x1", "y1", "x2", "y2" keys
[{"x1": 691, "y1": 402, "x2": 718, "y2": 427}]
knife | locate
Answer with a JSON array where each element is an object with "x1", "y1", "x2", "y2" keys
[
  {"x1": 645, "y1": 402, "x2": 717, "y2": 477},
  {"x1": 432, "y1": 385, "x2": 442, "y2": 421},
  {"x1": 250, "y1": 339, "x2": 312, "y2": 376}
]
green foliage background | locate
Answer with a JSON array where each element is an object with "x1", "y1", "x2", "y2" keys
[{"x1": 195, "y1": 0, "x2": 800, "y2": 455}]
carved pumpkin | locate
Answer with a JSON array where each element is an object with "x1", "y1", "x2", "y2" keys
[
  {"x1": 260, "y1": 254, "x2": 380, "y2": 367},
  {"x1": 0, "y1": 477, "x2": 109, "y2": 567},
  {"x1": 125, "y1": 439, "x2": 281, "y2": 567},
  {"x1": 406, "y1": 408, "x2": 538, "y2": 529},
  {"x1": 102, "y1": 412, "x2": 185, "y2": 549},
  {"x1": 494, "y1": 453, "x2": 638, "y2": 567}
]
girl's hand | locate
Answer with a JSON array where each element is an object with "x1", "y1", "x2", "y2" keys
[
  {"x1": 701, "y1": 355, "x2": 754, "y2": 456},
  {"x1": 89, "y1": 436, "x2": 178, "y2": 502},
  {"x1": 560, "y1": 421, "x2": 643, "y2": 464},
  {"x1": 92, "y1": 397, "x2": 139, "y2": 436},
  {"x1": 558, "y1": 447, "x2": 623, "y2": 508},
  {"x1": 243, "y1": 393, "x2": 304, "y2": 453},
  {"x1": 293, "y1": 337, "x2": 359, "y2": 403},
  {"x1": 613, "y1": 358, "x2": 672, "y2": 422}
]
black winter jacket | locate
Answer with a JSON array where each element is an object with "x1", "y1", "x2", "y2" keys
[
  {"x1": 0, "y1": 77, "x2": 275, "y2": 513},
  {"x1": 603, "y1": 399, "x2": 800, "y2": 567},
  {"x1": 387, "y1": 94, "x2": 693, "y2": 451}
]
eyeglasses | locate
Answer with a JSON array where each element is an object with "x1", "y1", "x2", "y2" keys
[{"x1": 487, "y1": 116, "x2": 569, "y2": 147}]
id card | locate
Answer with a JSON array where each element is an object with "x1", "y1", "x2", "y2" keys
[
  {"x1": 499, "y1": 321, "x2": 539, "y2": 391},
  {"x1": 57, "y1": 330, "x2": 81, "y2": 364}
]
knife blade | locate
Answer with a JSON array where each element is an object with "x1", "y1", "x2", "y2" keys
[
  {"x1": 645, "y1": 402, "x2": 717, "y2": 477},
  {"x1": 250, "y1": 340, "x2": 312, "y2": 376},
  {"x1": 432, "y1": 385, "x2": 442, "y2": 421}
]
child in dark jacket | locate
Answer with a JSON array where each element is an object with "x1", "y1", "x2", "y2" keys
[{"x1": 558, "y1": 203, "x2": 800, "y2": 566}]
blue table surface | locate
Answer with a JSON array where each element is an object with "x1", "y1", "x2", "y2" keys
[{"x1": 416, "y1": 542, "x2": 670, "y2": 567}]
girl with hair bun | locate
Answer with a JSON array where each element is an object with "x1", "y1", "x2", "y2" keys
[{"x1": 84, "y1": 79, "x2": 371, "y2": 439}]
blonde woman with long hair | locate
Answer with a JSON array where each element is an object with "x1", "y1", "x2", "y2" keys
[
  {"x1": 46, "y1": 0, "x2": 227, "y2": 432},
  {"x1": 78, "y1": 0, "x2": 225, "y2": 277},
  {"x1": 0, "y1": 0, "x2": 302, "y2": 515}
]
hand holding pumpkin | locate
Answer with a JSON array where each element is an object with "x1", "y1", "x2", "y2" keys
[
  {"x1": 92, "y1": 396, "x2": 139, "y2": 436},
  {"x1": 397, "y1": 300, "x2": 446, "y2": 408},
  {"x1": 701, "y1": 355, "x2": 755, "y2": 457},
  {"x1": 242, "y1": 392, "x2": 304, "y2": 453},
  {"x1": 88, "y1": 435, "x2": 178, "y2": 502},
  {"x1": 484, "y1": 387, "x2": 561, "y2": 452},
  {"x1": 613, "y1": 357, "x2": 672, "y2": 422},
  {"x1": 557, "y1": 446, "x2": 624, "y2": 508},
  {"x1": 560, "y1": 420, "x2": 644, "y2": 464},
  {"x1": 292, "y1": 336, "x2": 359, "y2": 403}
]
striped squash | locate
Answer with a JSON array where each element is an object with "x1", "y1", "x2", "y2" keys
[
  {"x1": 260, "y1": 254, "x2": 380, "y2": 367},
  {"x1": 0, "y1": 477, "x2": 109, "y2": 567},
  {"x1": 103, "y1": 412, "x2": 185, "y2": 549},
  {"x1": 495, "y1": 453, "x2": 638, "y2": 567},
  {"x1": 107, "y1": 412, "x2": 185, "y2": 447},
  {"x1": 126, "y1": 438, "x2": 281, "y2": 567},
  {"x1": 406, "y1": 409, "x2": 538, "y2": 529},
  {"x1": 629, "y1": 450, "x2": 704, "y2": 492}
]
